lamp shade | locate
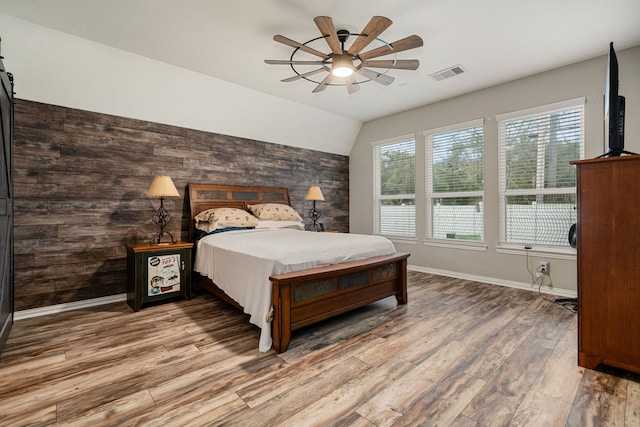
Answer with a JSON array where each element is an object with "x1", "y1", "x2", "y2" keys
[
  {"x1": 304, "y1": 185, "x2": 325, "y2": 201},
  {"x1": 146, "y1": 176, "x2": 180, "y2": 198}
]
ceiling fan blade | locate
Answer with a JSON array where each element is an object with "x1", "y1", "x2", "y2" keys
[
  {"x1": 314, "y1": 16, "x2": 343, "y2": 55},
  {"x1": 358, "y1": 35, "x2": 424, "y2": 60},
  {"x1": 312, "y1": 73, "x2": 334, "y2": 93},
  {"x1": 361, "y1": 59, "x2": 420, "y2": 70},
  {"x1": 356, "y1": 68, "x2": 395, "y2": 86},
  {"x1": 344, "y1": 75, "x2": 360, "y2": 94},
  {"x1": 273, "y1": 35, "x2": 330, "y2": 59},
  {"x1": 265, "y1": 59, "x2": 326, "y2": 65},
  {"x1": 347, "y1": 16, "x2": 393, "y2": 56},
  {"x1": 281, "y1": 68, "x2": 326, "y2": 82}
]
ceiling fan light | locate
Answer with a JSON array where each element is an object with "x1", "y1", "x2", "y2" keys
[
  {"x1": 332, "y1": 66, "x2": 354, "y2": 77},
  {"x1": 331, "y1": 55, "x2": 354, "y2": 77}
]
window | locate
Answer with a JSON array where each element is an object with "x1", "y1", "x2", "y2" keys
[
  {"x1": 425, "y1": 120, "x2": 484, "y2": 241},
  {"x1": 498, "y1": 98, "x2": 584, "y2": 247},
  {"x1": 373, "y1": 138, "x2": 415, "y2": 238}
]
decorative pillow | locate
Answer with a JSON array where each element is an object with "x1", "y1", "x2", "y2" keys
[
  {"x1": 194, "y1": 208, "x2": 258, "y2": 233},
  {"x1": 248, "y1": 203, "x2": 303, "y2": 222},
  {"x1": 255, "y1": 220, "x2": 305, "y2": 230}
]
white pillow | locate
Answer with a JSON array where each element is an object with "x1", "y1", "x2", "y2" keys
[{"x1": 255, "y1": 220, "x2": 305, "y2": 230}]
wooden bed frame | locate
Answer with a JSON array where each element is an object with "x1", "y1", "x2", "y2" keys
[{"x1": 188, "y1": 183, "x2": 409, "y2": 353}]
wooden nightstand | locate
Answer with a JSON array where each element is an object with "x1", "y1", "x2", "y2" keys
[{"x1": 126, "y1": 241, "x2": 193, "y2": 311}]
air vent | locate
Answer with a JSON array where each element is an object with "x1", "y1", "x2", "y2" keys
[{"x1": 430, "y1": 65, "x2": 465, "y2": 81}]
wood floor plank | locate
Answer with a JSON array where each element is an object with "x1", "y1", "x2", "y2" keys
[
  {"x1": 277, "y1": 357, "x2": 415, "y2": 427},
  {"x1": 147, "y1": 346, "x2": 274, "y2": 405},
  {"x1": 0, "y1": 402, "x2": 56, "y2": 427},
  {"x1": 458, "y1": 296, "x2": 570, "y2": 381},
  {"x1": 356, "y1": 339, "x2": 477, "y2": 426},
  {"x1": 356, "y1": 311, "x2": 466, "y2": 367},
  {"x1": 449, "y1": 414, "x2": 481, "y2": 426},
  {"x1": 236, "y1": 333, "x2": 384, "y2": 408},
  {"x1": 566, "y1": 369, "x2": 628, "y2": 426},
  {"x1": 121, "y1": 389, "x2": 248, "y2": 427},
  {"x1": 54, "y1": 345, "x2": 204, "y2": 422},
  {"x1": 0, "y1": 345, "x2": 171, "y2": 422},
  {"x1": 224, "y1": 356, "x2": 372, "y2": 426},
  {"x1": 60, "y1": 389, "x2": 157, "y2": 427},
  {"x1": 0, "y1": 352, "x2": 66, "y2": 379},
  {"x1": 0, "y1": 272, "x2": 638, "y2": 426},
  {"x1": 509, "y1": 389, "x2": 571, "y2": 427},
  {"x1": 460, "y1": 336, "x2": 556, "y2": 425},
  {"x1": 626, "y1": 380, "x2": 640, "y2": 425},
  {"x1": 531, "y1": 317, "x2": 584, "y2": 403},
  {"x1": 394, "y1": 369, "x2": 486, "y2": 426}
]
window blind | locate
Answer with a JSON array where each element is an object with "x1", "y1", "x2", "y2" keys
[
  {"x1": 425, "y1": 121, "x2": 484, "y2": 241},
  {"x1": 498, "y1": 100, "x2": 584, "y2": 246},
  {"x1": 373, "y1": 139, "x2": 415, "y2": 238}
]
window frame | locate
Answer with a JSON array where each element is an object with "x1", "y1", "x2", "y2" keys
[
  {"x1": 497, "y1": 97, "x2": 585, "y2": 251},
  {"x1": 424, "y1": 119, "x2": 485, "y2": 248},
  {"x1": 372, "y1": 135, "x2": 416, "y2": 240}
]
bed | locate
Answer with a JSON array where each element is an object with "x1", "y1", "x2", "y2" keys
[{"x1": 188, "y1": 183, "x2": 409, "y2": 353}]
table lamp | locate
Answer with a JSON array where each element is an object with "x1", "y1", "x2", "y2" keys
[
  {"x1": 304, "y1": 185, "x2": 325, "y2": 231},
  {"x1": 146, "y1": 176, "x2": 180, "y2": 244}
]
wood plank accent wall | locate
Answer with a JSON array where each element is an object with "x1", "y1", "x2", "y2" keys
[{"x1": 12, "y1": 100, "x2": 349, "y2": 311}]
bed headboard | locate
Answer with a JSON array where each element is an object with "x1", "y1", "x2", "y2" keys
[{"x1": 187, "y1": 183, "x2": 291, "y2": 241}]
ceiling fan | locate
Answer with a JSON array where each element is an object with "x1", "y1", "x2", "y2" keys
[{"x1": 265, "y1": 16, "x2": 423, "y2": 94}]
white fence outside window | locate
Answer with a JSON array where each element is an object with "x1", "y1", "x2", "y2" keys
[{"x1": 380, "y1": 204, "x2": 574, "y2": 245}]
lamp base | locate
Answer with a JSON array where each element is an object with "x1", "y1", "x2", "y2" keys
[
  {"x1": 150, "y1": 197, "x2": 177, "y2": 244},
  {"x1": 151, "y1": 230, "x2": 177, "y2": 245},
  {"x1": 305, "y1": 202, "x2": 323, "y2": 232},
  {"x1": 306, "y1": 222, "x2": 324, "y2": 232}
]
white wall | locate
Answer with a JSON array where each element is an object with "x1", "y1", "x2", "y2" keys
[
  {"x1": 350, "y1": 45, "x2": 640, "y2": 295},
  {"x1": 0, "y1": 14, "x2": 361, "y2": 156}
]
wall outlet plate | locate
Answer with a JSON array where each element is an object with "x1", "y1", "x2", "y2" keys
[{"x1": 539, "y1": 261, "x2": 550, "y2": 274}]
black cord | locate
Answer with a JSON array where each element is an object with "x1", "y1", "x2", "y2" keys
[
  {"x1": 525, "y1": 248, "x2": 576, "y2": 313},
  {"x1": 524, "y1": 247, "x2": 544, "y2": 288}
]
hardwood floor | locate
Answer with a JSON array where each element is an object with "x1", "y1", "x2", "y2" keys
[{"x1": 1, "y1": 271, "x2": 639, "y2": 426}]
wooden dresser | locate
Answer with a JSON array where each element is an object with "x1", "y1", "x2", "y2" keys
[{"x1": 571, "y1": 155, "x2": 640, "y2": 374}]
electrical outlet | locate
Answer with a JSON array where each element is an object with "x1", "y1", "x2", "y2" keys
[{"x1": 539, "y1": 261, "x2": 550, "y2": 274}]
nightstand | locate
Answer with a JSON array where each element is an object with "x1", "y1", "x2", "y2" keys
[{"x1": 126, "y1": 241, "x2": 193, "y2": 311}]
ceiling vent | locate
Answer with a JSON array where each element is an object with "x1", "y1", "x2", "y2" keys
[{"x1": 430, "y1": 65, "x2": 465, "y2": 81}]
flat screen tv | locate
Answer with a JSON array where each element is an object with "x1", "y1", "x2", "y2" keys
[{"x1": 601, "y1": 42, "x2": 632, "y2": 157}]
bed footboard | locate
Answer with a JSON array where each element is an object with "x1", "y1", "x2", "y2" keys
[{"x1": 269, "y1": 252, "x2": 409, "y2": 353}]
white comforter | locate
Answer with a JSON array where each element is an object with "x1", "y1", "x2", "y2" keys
[{"x1": 194, "y1": 228, "x2": 396, "y2": 352}]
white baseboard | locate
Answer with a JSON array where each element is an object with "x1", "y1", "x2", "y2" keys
[
  {"x1": 13, "y1": 267, "x2": 576, "y2": 321},
  {"x1": 14, "y1": 293, "x2": 127, "y2": 321},
  {"x1": 407, "y1": 264, "x2": 577, "y2": 299}
]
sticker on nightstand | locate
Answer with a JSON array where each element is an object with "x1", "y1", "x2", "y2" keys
[{"x1": 148, "y1": 254, "x2": 181, "y2": 296}]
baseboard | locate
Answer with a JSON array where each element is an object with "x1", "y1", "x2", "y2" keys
[
  {"x1": 407, "y1": 264, "x2": 577, "y2": 299},
  {"x1": 13, "y1": 267, "x2": 576, "y2": 321},
  {"x1": 14, "y1": 293, "x2": 127, "y2": 321}
]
